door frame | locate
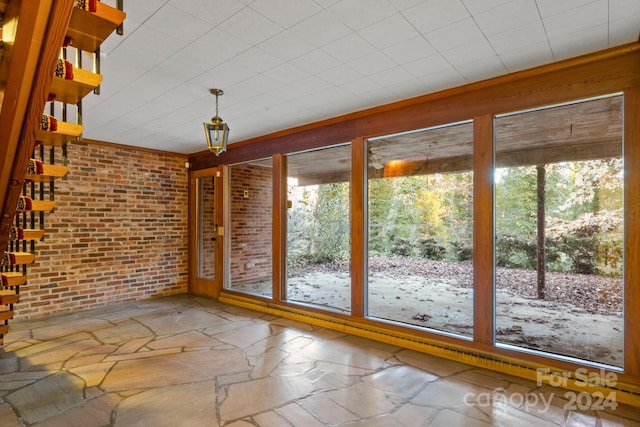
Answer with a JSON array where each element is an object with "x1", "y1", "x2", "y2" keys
[{"x1": 188, "y1": 166, "x2": 223, "y2": 297}]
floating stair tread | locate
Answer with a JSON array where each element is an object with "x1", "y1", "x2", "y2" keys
[
  {"x1": 50, "y1": 67, "x2": 103, "y2": 105},
  {"x1": 6, "y1": 252, "x2": 36, "y2": 265},
  {"x1": 0, "y1": 290, "x2": 19, "y2": 305},
  {"x1": 1, "y1": 272, "x2": 27, "y2": 286},
  {"x1": 0, "y1": 308, "x2": 14, "y2": 321},
  {"x1": 20, "y1": 229, "x2": 45, "y2": 241},
  {"x1": 36, "y1": 121, "x2": 83, "y2": 147},
  {"x1": 67, "y1": 3, "x2": 126, "y2": 53},
  {"x1": 25, "y1": 164, "x2": 68, "y2": 182},
  {"x1": 0, "y1": 325, "x2": 8, "y2": 336},
  {"x1": 16, "y1": 200, "x2": 55, "y2": 213}
]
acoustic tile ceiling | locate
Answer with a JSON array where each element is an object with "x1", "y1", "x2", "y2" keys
[{"x1": 81, "y1": 0, "x2": 640, "y2": 154}]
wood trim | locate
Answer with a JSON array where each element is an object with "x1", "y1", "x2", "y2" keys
[
  {"x1": 473, "y1": 114, "x2": 495, "y2": 345},
  {"x1": 188, "y1": 42, "x2": 640, "y2": 170},
  {"x1": 188, "y1": 167, "x2": 218, "y2": 298},
  {"x1": 350, "y1": 138, "x2": 365, "y2": 318},
  {"x1": 272, "y1": 154, "x2": 286, "y2": 303},
  {"x1": 624, "y1": 86, "x2": 640, "y2": 378}
]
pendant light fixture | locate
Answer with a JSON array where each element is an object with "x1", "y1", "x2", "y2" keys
[{"x1": 203, "y1": 88, "x2": 230, "y2": 156}]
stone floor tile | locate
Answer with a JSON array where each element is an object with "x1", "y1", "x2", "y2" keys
[
  {"x1": 364, "y1": 365, "x2": 438, "y2": 399},
  {"x1": 276, "y1": 403, "x2": 326, "y2": 427},
  {"x1": 219, "y1": 374, "x2": 315, "y2": 421},
  {"x1": 147, "y1": 330, "x2": 219, "y2": 350},
  {"x1": 395, "y1": 349, "x2": 471, "y2": 377},
  {"x1": 5, "y1": 372, "x2": 85, "y2": 424},
  {"x1": 253, "y1": 410, "x2": 294, "y2": 426},
  {"x1": 111, "y1": 336, "x2": 153, "y2": 355},
  {"x1": 30, "y1": 318, "x2": 111, "y2": 341},
  {"x1": 135, "y1": 307, "x2": 230, "y2": 335},
  {"x1": 33, "y1": 392, "x2": 121, "y2": 427},
  {"x1": 103, "y1": 347, "x2": 181, "y2": 362},
  {"x1": 68, "y1": 361, "x2": 115, "y2": 387},
  {"x1": 2, "y1": 295, "x2": 639, "y2": 426},
  {"x1": 411, "y1": 378, "x2": 489, "y2": 408},
  {"x1": 325, "y1": 381, "x2": 396, "y2": 418},
  {"x1": 391, "y1": 403, "x2": 440, "y2": 426},
  {"x1": 114, "y1": 381, "x2": 217, "y2": 427},
  {"x1": 0, "y1": 402, "x2": 20, "y2": 427},
  {"x1": 429, "y1": 408, "x2": 494, "y2": 427},
  {"x1": 250, "y1": 347, "x2": 288, "y2": 378},
  {"x1": 14, "y1": 333, "x2": 92, "y2": 358},
  {"x1": 102, "y1": 348, "x2": 248, "y2": 391},
  {"x1": 295, "y1": 339, "x2": 390, "y2": 371},
  {"x1": 299, "y1": 393, "x2": 359, "y2": 424},
  {"x1": 214, "y1": 322, "x2": 274, "y2": 349},
  {"x1": 92, "y1": 320, "x2": 153, "y2": 345},
  {"x1": 21, "y1": 339, "x2": 102, "y2": 371}
]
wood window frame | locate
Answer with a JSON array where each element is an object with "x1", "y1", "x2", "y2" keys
[{"x1": 192, "y1": 42, "x2": 640, "y2": 387}]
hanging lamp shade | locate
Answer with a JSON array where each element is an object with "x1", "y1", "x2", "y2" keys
[{"x1": 203, "y1": 88, "x2": 230, "y2": 156}]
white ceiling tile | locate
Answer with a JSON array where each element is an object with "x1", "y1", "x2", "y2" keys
[
  {"x1": 387, "y1": 0, "x2": 430, "y2": 11},
  {"x1": 403, "y1": 0, "x2": 470, "y2": 33},
  {"x1": 383, "y1": 36, "x2": 437, "y2": 65},
  {"x1": 454, "y1": 54, "x2": 507, "y2": 82},
  {"x1": 535, "y1": 0, "x2": 596, "y2": 18},
  {"x1": 368, "y1": 65, "x2": 414, "y2": 87},
  {"x1": 231, "y1": 47, "x2": 284, "y2": 73},
  {"x1": 263, "y1": 62, "x2": 310, "y2": 84},
  {"x1": 257, "y1": 30, "x2": 316, "y2": 61},
  {"x1": 442, "y1": 38, "x2": 497, "y2": 68},
  {"x1": 548, "y1": 23, "x2": 609, "y2": 60},
  {"x1": 542, "y1": 1, "x2": 608, "y2": 39},
  {"x1": 473, "y1": 0, "x2": 540, "y2": 37},
  {"x1": 144, "y1": 4, "x2": 212, "y2": 43},
  {"x1": 487, "y1": 21, "x2": 548, "y2": 53},
  {"x1": 289, "y1": 9, "x2": 353, "y2": 47},
  {"x1": 426, "y1": 17, "x2": 484, "y2": 52},
  {"x1": 77, "y1": 0, "x2": 640, "y2": 153},
  {"x1": 217, "y1": 7, "x2": 284, "y2": 45},
  {"x1": 359, "y1": 14, "x2": 420, "y2": 50},
  {"x1": 316, "y1": 64, "x2": 363, "y2": 86},
  {"x1": 323, "y1": 33, "x2": 376, "y2": 62},
  {"x1": 348, "y1": 51, "x2": 397, "y2": 75},
  {"x1": 328, "y1": 0, "x2": 399, "y2": 30},
  {"x1": 202, "y1": 61, "x2": 258, "y2": 89},
  {"x1": 498, "y1": 40, "x2": 554, "y2": 72},
  {"x1": 249, "y1": 0, "x2": 322, "y2": 28},
  {"x1": 169, "y1": 0, "x2": 245, "y2": 26},
  {"x1": 461, "y1": 0, "x2": 512, "y2": 15},
  {"x1": 291, "y1": 49, "x2": 342, "y2": 74}
]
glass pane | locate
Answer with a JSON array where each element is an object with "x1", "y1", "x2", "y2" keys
[
  {"x1": 197, "y1": 176, "x2": 216, "y2": 280},
  {"x1": 367, "y1": 122, "x2": 474, "y2": 337},
  {"x1": 227, "y1": 159, "x2": 273, "y2": 297},
  {"x1": 286, "y1": 145, "x2": 351, "y2": 313},
  {"x1": 494, "y1": 94, "x2": 623, "y2": 367}
]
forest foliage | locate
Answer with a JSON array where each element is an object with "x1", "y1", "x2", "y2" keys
[{"x1": 287, "y1": 158, "x2": 623, "y2": 278}]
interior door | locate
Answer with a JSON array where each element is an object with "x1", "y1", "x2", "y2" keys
[{"x1": 189, "y1": 167, "x2": 222, "y2": 297}]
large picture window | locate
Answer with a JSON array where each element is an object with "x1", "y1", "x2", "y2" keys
[
  {"x1": 227, "y1": 159, "x2": 273, "y2": 297},
  {"x1": 366, "y1": 122, "x2": 474, "y2": 337},
  {"x1": 286, "y1": 145, "x2": 351, "y2": 313},
  {"x1": 494, "y1": 94, "x2": 624, "y2": 367}
]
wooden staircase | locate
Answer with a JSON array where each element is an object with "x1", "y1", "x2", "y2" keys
[{"x1": 0, "y1": 0, "x2": 125, "y2": 345}]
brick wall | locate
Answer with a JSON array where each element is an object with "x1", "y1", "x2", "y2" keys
[
  {"x1": 17, "y1": 142, "x2": 188, "y2": 319},
  {"x1": 229, "y1": 162, "x2": 272, "y2": 288}
]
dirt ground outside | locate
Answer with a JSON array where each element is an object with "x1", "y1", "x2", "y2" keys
[{"x1": 234, "y1": 256, "x2": 624, "y2": 368}]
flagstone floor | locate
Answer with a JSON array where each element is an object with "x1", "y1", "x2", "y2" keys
[{"x1": 0, "y1": 295, "x2": 638, "y2": 426}]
